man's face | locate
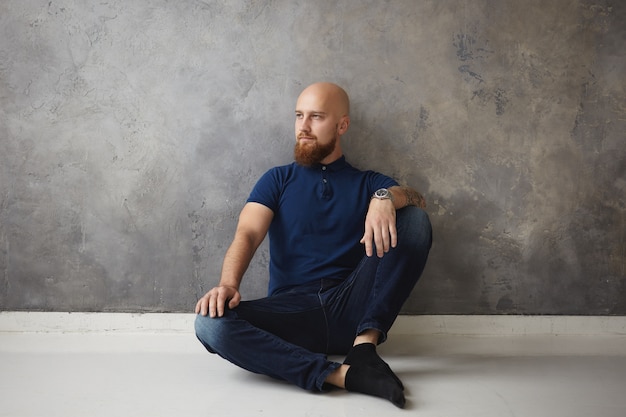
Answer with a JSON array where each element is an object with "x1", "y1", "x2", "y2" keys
[{"x1": 294, "y1": 88, "x2": 345, "y2": 166}]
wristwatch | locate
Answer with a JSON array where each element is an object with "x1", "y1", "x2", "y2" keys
[{"x1": 371, "y1": 188, "x2": 394, "y2": 202}]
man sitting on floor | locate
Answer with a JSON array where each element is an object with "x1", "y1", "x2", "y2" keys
[{"x1": 195, "y1": 82, "x2": 432, "y2": 408}]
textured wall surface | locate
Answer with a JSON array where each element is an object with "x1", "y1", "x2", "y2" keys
[{"x1": 1, "y1": 0, "x2": 624, "y2": 314}]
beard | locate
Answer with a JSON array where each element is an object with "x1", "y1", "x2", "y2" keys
[{"x1": 294, "y1": 135, "x2": 337, "y2": 167}]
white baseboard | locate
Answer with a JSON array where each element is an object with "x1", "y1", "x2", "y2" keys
[
  {"x1": 1, "y1": 312, "x2": 625, "y2": 336},
  {"x1": 0, "y1": 312, "x2": 194, "y2": 334},
  {"x1": 391, "y1": 314, "x2": 626, "y2": 336}
]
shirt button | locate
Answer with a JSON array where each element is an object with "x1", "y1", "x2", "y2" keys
[
  {"x1": 322, "y1": 166, "x2": 327, "y2": 171},
  {"x1": 323, "y1": 179, "x2": 327, "y2": 183}
]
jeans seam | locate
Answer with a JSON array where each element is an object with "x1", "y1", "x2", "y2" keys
[
  {"x1": 323, "y1": 257, "x2": 368, "y2": 306},
  {"x1": 317, "y1": 281, "x2": 331, "y2": 354}
]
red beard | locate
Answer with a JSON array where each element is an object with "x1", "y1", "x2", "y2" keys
[{"x1": 294, "y1": 135, "x2": 337, "y2": 167}]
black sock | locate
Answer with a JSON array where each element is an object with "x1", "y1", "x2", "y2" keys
[
  {"x1": 345, "y1": 365, "x2": 406, "y2": 408},
  {"x1": 344, "y1": 343, "x2": 404, "y2": 390}
]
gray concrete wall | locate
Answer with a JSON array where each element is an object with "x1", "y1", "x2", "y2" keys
[{"x1": 1, "y1": 0, "x2": 624, "y2": 314}]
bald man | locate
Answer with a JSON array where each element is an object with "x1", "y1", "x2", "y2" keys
[{"x1": 195, "y1": 82, "x2": 432, "y2": 408}]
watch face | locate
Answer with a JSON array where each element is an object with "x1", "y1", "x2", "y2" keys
[{"x1": 375, "y1": 189, "x2": 389, "y2": 198}]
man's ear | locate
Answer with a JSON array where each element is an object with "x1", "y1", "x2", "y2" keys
[{"x1": 338, "y1": 116, "x2": 350, "y2": 134}]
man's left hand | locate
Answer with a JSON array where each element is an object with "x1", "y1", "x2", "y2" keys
[{"x1": 360, "y1": 198, "x2": 397, "y2": 258}]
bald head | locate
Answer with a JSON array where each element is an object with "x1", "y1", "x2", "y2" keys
[{"x1": 297, "y1": 82, "x2": 350, "y2": 119}]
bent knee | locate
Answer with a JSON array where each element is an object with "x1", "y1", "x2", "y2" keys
[
  {"x1": 195, "y1": 313, "x2": 229, "y2": 353},
  {"x1": 396, "y1": 206, "x2": 432, "y2": 250}
]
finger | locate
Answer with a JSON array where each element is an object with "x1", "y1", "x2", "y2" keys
[
  {"x1": 382, "y1": 224, "x2": 392, "y2": 252},
  {"x1": 374, "y1": 227, "x2": 386, "y2": 258},
  {"x1": 208, "y1": 294, "x2": 218, "y2": 318},
  {"x1": 216, "y1": 291, "x2": 226, "y2": 317},
  {"x1": 197, "y1": 295, "x2": 210, "y2": 316},
  {"x1": 389, "y1": 223, "x2": 398, "y2": 249},
  {"x1": 361, "y1": 230, "x2": 374, "y2": 257},
  {"x1": 228, "y1": 292, "x2": 241, "y2": 309}
]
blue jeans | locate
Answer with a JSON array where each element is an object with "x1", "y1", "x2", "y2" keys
[{"x1": 195, "y1": 206, "x2": 432, "y2": 391}]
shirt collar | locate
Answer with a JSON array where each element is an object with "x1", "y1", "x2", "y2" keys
[{"x1": 320, "y1": 155, "x2": 348, "y2": 172}]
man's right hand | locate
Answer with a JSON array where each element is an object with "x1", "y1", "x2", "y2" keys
[{"x1": 195, "y1": 285, "x2": 241, "y2": 318}]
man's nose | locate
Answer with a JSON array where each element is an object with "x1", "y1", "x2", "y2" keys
[{"x1": 299, "y1": 118, "x2": 311, "y2": 132}]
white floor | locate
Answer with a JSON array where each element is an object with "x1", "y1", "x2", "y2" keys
[{"x1": 1, "y1": 314, "x2": 626, "y2": 417}]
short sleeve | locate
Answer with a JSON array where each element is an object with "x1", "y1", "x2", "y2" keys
[{"x1": 246, "y1": 167, "x2": 283, "y2": 212}]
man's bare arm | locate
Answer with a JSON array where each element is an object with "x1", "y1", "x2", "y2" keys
[
  {"x1": 195, "y1": 202, "x2": 274, "y2": 317},
  {"x1": 389, "y1": 185, "x2": 426, "y2": 209}
]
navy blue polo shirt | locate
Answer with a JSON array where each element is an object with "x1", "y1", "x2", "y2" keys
[{"x1": 247, "y1": 156, "x2": 398, "y2": 296}]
